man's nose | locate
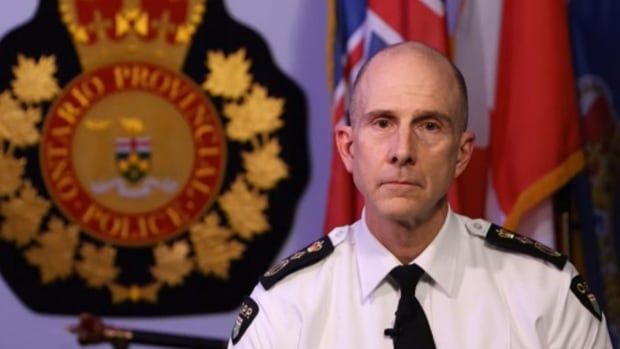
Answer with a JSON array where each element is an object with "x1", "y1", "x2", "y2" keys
[{"x1": 389, "y1": 127, "x2": 415, "y2": 166}]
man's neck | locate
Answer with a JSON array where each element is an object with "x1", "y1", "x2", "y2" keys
[{"x1": 365, "y1": 203, "x2": 449, "y2": 264}]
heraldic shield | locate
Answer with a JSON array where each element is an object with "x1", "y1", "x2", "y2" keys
[{"x1": 0, "y1": 0, "x2": 309, "y2": 316}]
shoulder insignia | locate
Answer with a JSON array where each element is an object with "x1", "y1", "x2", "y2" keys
[
  {"x1": 571, "y1": 275, "x2": 602, "y2": 321},
  {"x1": 485, "y1": 224, "x2": 567, "y2": 270},
  {"x1": 260, "y1": 236, "x2": 334, "y2": 290},
  {"x1": 231, "y1": 297, "x2": 259, "y2": 344}
]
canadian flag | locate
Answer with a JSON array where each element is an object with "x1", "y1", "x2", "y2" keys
[{"x1": 450, "y1": 0, "x2": 583, "y2": 246}]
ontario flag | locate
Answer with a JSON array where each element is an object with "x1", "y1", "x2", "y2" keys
[{"x1": 326, "y1": 0, "x2": 584, "y2": 248}]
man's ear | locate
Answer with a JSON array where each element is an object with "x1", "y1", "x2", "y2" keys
[
  {"x1": 335, "y1": 123, "x2": 354, "y2": 173},
  {"x1": 454, "y1": 131, "x2": 475, "y2": 178}
]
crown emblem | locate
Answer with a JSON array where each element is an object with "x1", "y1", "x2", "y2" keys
[{"x1": 59, "y1": 0, "x2": 205, "y2": 71}]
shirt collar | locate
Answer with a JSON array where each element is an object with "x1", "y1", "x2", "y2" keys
[
  {"x1": 354, "y1": 208, "x2": 463, "y2": 300},
  {"x1": 412, "y1": 208, "x2": 462, "y2": 298},
  {"x1": 354, "y1": 209, "x2": 402, "y2": 301}
]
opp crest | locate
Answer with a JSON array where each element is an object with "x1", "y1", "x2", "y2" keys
[{"x1": 0, "y1": 0, "x2": 309, "y2": 315}]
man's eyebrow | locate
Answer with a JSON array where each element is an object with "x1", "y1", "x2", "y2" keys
[
  {"x1": 412, "y1": 110, "x2": 454, "y2": 125},
  {"x1": 362, "y1": 109, "x2": 397, "y2": 119},
  {"x1": 362, "y1": 109, "x2": 455, "y2": 125}
]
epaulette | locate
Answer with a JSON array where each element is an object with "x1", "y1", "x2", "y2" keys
[
  {"x1": 485, "y1": 224, "x2": 567, "y2": 270},
  {"x1": 260, "y1": 236, "x2": 334, "y2": 290}
]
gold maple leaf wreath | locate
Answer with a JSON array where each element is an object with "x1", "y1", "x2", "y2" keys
[{"x1": 0, "y1": 49, "x2": 289, "y2": 303}]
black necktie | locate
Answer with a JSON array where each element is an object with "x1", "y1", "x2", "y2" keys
[{"x1": 385, "y1": 264, "x2": 436, "y2": 349}]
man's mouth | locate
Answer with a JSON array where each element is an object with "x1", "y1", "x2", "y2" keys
[{"x1": 381, "y1": 179, "x2": 421, "y2": 187}]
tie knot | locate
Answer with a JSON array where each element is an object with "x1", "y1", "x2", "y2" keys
[{"x1": 389, "y1": 264, "x2": 425, "y2": 293}]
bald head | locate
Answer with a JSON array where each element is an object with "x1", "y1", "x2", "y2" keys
[{"x1": 348, "y1": 42, "x2": 468, "y2": 132}]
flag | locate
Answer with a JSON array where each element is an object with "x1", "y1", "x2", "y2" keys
[
  {"x1": 325, "y1": 0, "x2": 449, "y2": 232},
  {"x1": 568, "y1": 0, "x2": 620, "y2": 343},
  {"x1": 449, "y1": 0, "x2": 584, "y2": 246}
]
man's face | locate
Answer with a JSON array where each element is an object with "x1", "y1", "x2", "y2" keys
[{"x1": 337, "y1": 51, "x2": 473, "y2": 225}]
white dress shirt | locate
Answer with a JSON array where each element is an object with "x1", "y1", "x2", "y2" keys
[{"x1": 228, "y1": 209, "x2": 612, "y2": 348}]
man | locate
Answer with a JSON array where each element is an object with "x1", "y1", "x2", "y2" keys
[{"x1": 228, "y1": 42, "x2": 612, "y2": 348}]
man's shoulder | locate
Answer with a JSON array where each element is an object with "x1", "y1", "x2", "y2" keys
[
  {"x1": 459, "y1": 215, "x2": 568, "y2": 271},
  {"x1": 258, "y1": 224, "x2": 353, "y2": 291},
  {"x1": 459, "y1": 215, "x2": 604, "y2": 324},
  {"x1": 459, "y1": 216, "x2": 580, "y2": 309}
]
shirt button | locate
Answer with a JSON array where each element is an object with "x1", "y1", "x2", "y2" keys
[{"x1": 473, "y1": 222, "x2": 482, "y2": 230}]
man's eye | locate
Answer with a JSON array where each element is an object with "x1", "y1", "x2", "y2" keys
[
  {"x1": 422, "y1": 122, "x2": 439, "y2": 131},
  {"x1": 375, "y1": 119, "x2": 390, "y2": 128}
]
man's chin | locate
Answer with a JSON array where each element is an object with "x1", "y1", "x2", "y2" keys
[
  {"x1": 377, "y1": 196, "x2": 450, "y2": 222},
  {"x1": 378, "y1": 202, "x2": 424, "y2": 222}
]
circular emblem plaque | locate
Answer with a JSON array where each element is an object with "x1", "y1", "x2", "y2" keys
[{"x1": 40, "y1": 62, "x2": 226, "y2": 245}]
